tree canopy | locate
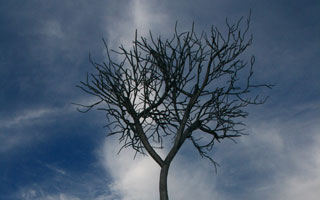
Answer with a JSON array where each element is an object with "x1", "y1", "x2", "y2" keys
[{"x1": 75, "y1": 13, "x2": 272, "y2": 200}]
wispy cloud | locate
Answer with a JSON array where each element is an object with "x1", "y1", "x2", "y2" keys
[
  {"x1": 270, "y1": 126, "x2": 320, "y2": 200},
  {"x1": 0, "y1": 106, "x2": 74, "y2": 154},
  {"x1": 19, "y1": 190, "x2": 116, "y2": 200},
  {"x1": 0, "y1": 107, "x2": 56, "y2": 153},
  {"x1": 20, "y1": 191, "x2": 80, "y2": 200},
  {"x1": 0, "y1": 108, "x2": 55, "y2": 129},
  {"x1": 104, "y1": 0, "x2": 170, "y2": 50},
  {"x1": 16, "y1": 165, "x2": 118, "y2": 200}
]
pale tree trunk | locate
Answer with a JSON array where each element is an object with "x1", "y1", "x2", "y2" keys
[{"x1": 159, "y1": 163, "x2": 170, "y2": 200}]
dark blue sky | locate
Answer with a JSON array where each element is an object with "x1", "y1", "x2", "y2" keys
[{"x1": 1, "y1": 0, "x2": 319, "y2": 200}]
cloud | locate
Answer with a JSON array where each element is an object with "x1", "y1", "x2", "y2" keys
[
  {"x1": 0, "y1": 107, "x2": 57, "y2": 153},
  {"x1": 97, "y1": 2, "x2": 320, "y2": 196},
  {"x1": 101, "y1": 139, "x2": 160, "y2": 200},
  {"x1": 104, "y1": 0, "x2": 170, "y2": 51},
  {"x1": 2, "y1": 1, "x2": 318, "y2": 200},
  {"x1": 0, "y1": 108, "x2": 55, "y2": 129},
  {"x1": 0, "y1": 105, "x2": 76, "y2": 154},
  {"x1": 100, "y1": 132, "x2": 223, "y2": 200},
  {"x1": 15, "y1": 165, "x2": 119, "y2": 200},
  {"x1": 19, "y1": 190, "x2": 116, "y2": 200},
  {"x1": 271, "y1": 126, "x2": 320, "y2": 200},
  {"x1": 44, "y1": 164, "x2": 67, "y2": 176},
  {"x1": 99, "y1": 101, "x2": 320, "y2": 200},
  {"x1": 20, "y1": 191, "x2": 80, "y2": 200},
  {"x1": 224, "y1": 104, "x2": 320, "y2": 200}
]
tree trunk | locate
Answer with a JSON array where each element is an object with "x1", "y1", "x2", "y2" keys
[{"x1": 159, "y1": 163, "x2": 170, "y2": 200}]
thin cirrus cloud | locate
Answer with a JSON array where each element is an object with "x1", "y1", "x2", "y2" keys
[{"x1": 0, "y1": 108, "x2": 57, "y2": 153}]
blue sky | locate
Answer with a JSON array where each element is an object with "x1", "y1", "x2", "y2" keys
[{"x1": 0, "y1": 0, "x2": 319, "y2": 199}]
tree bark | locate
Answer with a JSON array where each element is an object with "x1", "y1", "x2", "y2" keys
[{"x1": 159, "y1": 163, "x2": 170, "y2": 200}]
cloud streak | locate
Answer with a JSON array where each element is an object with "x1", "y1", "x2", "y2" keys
[
  {"x1": 0, "y1": 107, "x2": 58, "y2": 153},
  {"x1": 104, "y1": 0, "x2": 170, "y2": 51}
]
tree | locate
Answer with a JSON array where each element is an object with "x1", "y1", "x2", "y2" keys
[{"x1": 75, "y1": 13, "x2": 272, "y2": 200}]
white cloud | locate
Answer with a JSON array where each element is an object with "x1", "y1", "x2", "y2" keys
[
  {"x1": 93, "y1": 1, "x2": 320, "y2": 199},
  {"x1": 100, "y1": 135, "x2": 223, "y2": 200},
  {"x1": 271, "y1": 128, "x2": 320, "y2": 200},
  {"x1": 0, "y1": 108, "x2": 55, "y2": 129},
  {"x1": 101, "y1": 139, "x2": 160, "y2": 200},
  {"x1": 234, "y1": 107, "x2": 320, "y2": 200},
  {"x1": 105, "y1": 0, "x2": 169, "y2": 50},
  {"x1": 0, "y1": 106, "x2": 73, "y2": 153},
  {"x1": 16, "y1": 170, "x2": 118, "y2": 200},
  {"x1": 0, "y1": 107, "x2": 57, "y2": 153},
  {"x1": 20, "y1": 190, "x2": 80, "y2": 200},
  {"x1": 131, "y1": 0, "x2": 168, "y2": 34},
  {"x1": 99, "y1": 103, "x2": 320, "y2": 200},
  {"x1": 44, "y1": 164, "x2": 67, "y2": 175},
  {"x1": 168, "y1": 157, "x2": 220, "y2": 200}
]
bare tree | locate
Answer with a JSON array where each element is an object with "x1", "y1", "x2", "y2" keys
[{"x1": 75, "y1": 13, "x2": 272, "y2": 200}]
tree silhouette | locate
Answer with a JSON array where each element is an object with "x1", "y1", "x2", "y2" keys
[{"x1": 75, "y1": 13, "x2": 272, "y2": 200}]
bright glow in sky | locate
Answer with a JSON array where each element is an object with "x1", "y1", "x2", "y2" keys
[{"x1": 1, "y1": 0, "x2": 319, "y2": 200}]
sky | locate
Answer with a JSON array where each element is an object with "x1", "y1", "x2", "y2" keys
[{"x1": 0, "y1": 0, "x2": 319, "y2": 199}]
